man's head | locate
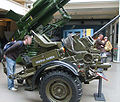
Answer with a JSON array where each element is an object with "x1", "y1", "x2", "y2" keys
[
  {"x1": 23, "y1": 35, "x2": 32, "y2": 45},
  {"x1": 104, "y1": 36, "x2": 108, "y2": 41},
  {"x1": 99, "y1": 34, "x2": 103, "y2": 40}
]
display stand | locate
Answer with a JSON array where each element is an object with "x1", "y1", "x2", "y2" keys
[{"x1": 94, "y1": 77, "x2": 105, "y2": 101}]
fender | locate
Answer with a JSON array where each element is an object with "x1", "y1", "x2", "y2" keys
[{"x1": 31, "y1": 60, "x2": 79, "y2": 89}]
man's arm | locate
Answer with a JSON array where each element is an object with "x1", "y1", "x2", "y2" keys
[{"x1": 97, "y1": 39, "x2": 105, "y2": 45}]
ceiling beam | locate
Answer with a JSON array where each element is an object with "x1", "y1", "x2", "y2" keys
[{"x1": 12, "y1": 0, "x2": 26, "y2": 5}]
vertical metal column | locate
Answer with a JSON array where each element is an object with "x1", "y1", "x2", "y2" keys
[
  {"x1": 98, "y1": 78, "x2": 102, "y2": 97},
  {"x1": 94, "y1": 77, "x2": 105, "y2": 101},
  {"x1": 117, "y1": 0, "x2": 120, "y2": 61},
  {"x1": 110, "y1": 25, "x2": 114, "y2": 62}
]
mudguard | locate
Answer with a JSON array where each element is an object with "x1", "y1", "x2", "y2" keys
[{"x1": 31, "y1": 60, "x2": 79, "y2": 89}]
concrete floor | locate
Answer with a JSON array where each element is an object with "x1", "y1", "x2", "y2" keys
[{"x1": 0, "y1": 62, "x2": 120, "y2": 102}]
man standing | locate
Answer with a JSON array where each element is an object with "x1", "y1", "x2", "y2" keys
[
  {"x1": 95, "y1": 34, "x2": 106, "y2": 52},
  {"x1": 104, "y1": 36, "x2": 112, "y2": 52},
  {"x1": 4, "y1": 35, "x2": 32, "y2": 91},
  {"x1": 95, "y1": 34, "x2": 106, "y2": 63},
  {"x1": 104, "y1": 36, "x2": 112, "y2": 62}
]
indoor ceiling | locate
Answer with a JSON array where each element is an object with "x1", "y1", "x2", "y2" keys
[
  {"x1": 0, "y1": 0, "x2": 119, "y2": 20},
  {"x1": 55, "y1": 0, "x2": 119, "y2": 19},
  {"x1": 12, "y1": 0, "x2": 33, "y2": 5}
]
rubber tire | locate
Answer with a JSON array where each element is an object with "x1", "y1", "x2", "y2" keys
[{"x1": 39, "y1": 70, "x2": 82, "y2": 102}]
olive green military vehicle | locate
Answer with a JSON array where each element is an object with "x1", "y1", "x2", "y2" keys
[{"x1": 0, "y1": 0, "x2": 111, "y2": 102}]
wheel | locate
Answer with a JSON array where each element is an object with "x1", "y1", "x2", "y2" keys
[{"x1": 39, "y1": 70, "x2": 82, "y2": 102}]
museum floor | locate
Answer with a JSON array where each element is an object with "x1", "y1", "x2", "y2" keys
[{"x1": 0, "y1": 62, "x2": 120, "y2": 102}]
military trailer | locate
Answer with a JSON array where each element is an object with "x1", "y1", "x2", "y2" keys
[{"x1": 0, "y1": 0, "x2": 111, "y2": 102}]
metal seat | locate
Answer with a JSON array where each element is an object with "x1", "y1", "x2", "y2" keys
[{"x1": 32, "y1": 30, "x2": 57, "y2": 48}]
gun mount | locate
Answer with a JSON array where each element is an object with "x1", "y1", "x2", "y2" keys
[{"x1": 1, "y1": 0, "x2": 111, "y2": 102}]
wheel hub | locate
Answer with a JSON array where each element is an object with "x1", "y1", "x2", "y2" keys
[
  {"x1": 51, "y1": 82, "x2": 68, "y2": 100},
  {"x1": 46, "y1": 78, "x2": 72, "y2": 102}
]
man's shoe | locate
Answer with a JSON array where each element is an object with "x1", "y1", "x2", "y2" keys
[{"x1": 10, "y1": 87, "x2": 18, "y2": 91}]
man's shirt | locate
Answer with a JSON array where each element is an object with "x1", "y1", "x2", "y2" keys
[
  {"x1": 95, "y1": 39, "x2": 105, "y2": 52},
  {"x1": 5, "y1": 41, "x2": 25, "y2": 61}
]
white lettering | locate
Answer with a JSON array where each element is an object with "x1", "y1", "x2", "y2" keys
[
  {"x1": 36, "y1": 59, "x2": 45, "y2": 64},
  {"x1": 35, "y1": 56, "x2": 55, "y2": 64},
  {"x1": 46, "y1": 56, "x2": 55, "y2": 60}
]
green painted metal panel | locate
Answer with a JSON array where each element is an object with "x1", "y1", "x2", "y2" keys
[
  {"x1": 31, "y1": 49, "x2": 59, "y2": 67},
  {"x1": 6, "y1": 10, "x2": 22, "y2": 22}
]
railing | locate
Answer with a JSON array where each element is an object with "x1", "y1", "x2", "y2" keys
[{"x1": 93, "y1": 15, "x2": 120, "y2": 38}]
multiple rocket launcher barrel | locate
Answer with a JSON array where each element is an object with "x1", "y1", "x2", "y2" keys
[
  {"x1": 6, "y1": 0, "x2": 70, "y2": 39},
  {"x1": 17, "y1": 0, "x2": 70, "y2": 31}
]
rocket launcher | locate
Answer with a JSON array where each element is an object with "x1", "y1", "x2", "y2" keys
[{"x1": 6, "y1": 0, "x2": 71, "y2": 40}]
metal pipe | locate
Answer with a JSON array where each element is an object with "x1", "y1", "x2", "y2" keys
[
  {"x1": 28, "y1": 1, "x2": 70, "y2": 29},
  {"x1": 117, "y1": 1, "x2": 120, "y2": 62},
  {"x1": 98, "y1": 77, "x2": 102, "y2": 97},
  {"x1": 21, "y1": 0, "x2": 46, "y2": 21},
  {"x1": 93, "y1": 15, "x2": 120, "y2": 38}
]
